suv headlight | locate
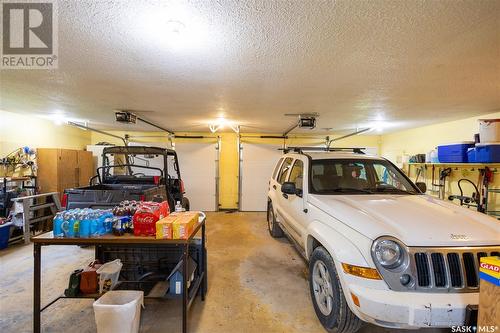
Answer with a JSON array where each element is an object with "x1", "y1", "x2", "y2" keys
[{"x1": 372, "y1": 238, "x2": 407, "y2": 269}]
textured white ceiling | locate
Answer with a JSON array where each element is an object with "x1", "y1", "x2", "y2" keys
[{"x1": 1, "y1": 0, "x2": 499, "y2": 133}]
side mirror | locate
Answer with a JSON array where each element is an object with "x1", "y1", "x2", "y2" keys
[
  {"x1": 415, "y1": 182, "x2": 427, "y2": 193},
  {"x1": 281, "y1": 182, "x2": 297, "y2": 195}
]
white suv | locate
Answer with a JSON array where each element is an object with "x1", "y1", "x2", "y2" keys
[{"x1": 267, "y1": 148, "x2": 499, "y2": 333}]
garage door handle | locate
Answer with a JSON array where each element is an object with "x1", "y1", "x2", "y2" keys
[
  {"x1": 282, "y1": 193, "x2": 288, "y2": 199},
  {"x1": 273, "y1": 185, "x2": 277, "y2": 190}
]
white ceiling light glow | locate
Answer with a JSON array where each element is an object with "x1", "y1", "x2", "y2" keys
[
  {"x1": 209, "y1": 117, "x2": 239, "y2": 133},
  {"x1": 39, "y1": 111, "x2": 88, "y2": 127},
  {"x1": 135, "y1": 4, "x2": 212, "y2": 52},
  {"x1": 40, "y1": 111, "x2": 68, "y2": 126}
]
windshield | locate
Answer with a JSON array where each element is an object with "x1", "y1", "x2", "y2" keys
[
  {"x1": 310, "y1": 159, "x2": 419, "y2": 195},
  {"x1": 102, "y1": 152, "x2": 168, "y2": 178}
]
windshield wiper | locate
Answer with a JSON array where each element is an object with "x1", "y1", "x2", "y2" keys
[
  {"x1": 374, "y1": 187, "x2": 415, "y2": 195},
  {"x1": 331, "y1": 188, "x2": 374, "y2": 194}
]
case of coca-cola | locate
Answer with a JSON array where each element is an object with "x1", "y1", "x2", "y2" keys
[{"x1": 132, "y1": 201, "x2": 170, "y2": 236}]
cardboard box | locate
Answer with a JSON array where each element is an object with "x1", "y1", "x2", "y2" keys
[
  {"x1": 155, "y1": 215, "x2": 178, "y2": 239},
  {"x1": 172, "y1": 212, "x2": 200, "y2": 239},
  {"x1": 478, "y1": 256, "x2": 500, "y2": 327}
]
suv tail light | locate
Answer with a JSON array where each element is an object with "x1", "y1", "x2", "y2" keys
[
  {"x1": 61, "y1": 193, "x2": 68, "y2": 209},
  {"x1": 180, "y1": 180, "x2": 185, "y2": 193}
]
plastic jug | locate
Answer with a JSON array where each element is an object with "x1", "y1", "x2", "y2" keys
[
  {"x1": 64, "y1": 214, "x2": 76, "y2": 237},
  {"x1": 79, "y1": 215, "x2": 91, "y2": 238},
  {"x1": 53, "y1": 213, "x2": 64, "y2": 238}
]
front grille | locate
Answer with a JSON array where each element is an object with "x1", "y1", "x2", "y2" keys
[
  {"x1": 463, "y1": 253, "x2": 478, "y2": 287},
  {"x1": 412, "y1": 248, "x2": 499, "y2": 292},
  {"x1": 447, "y1": 253, "x2": 462, "y2": 287},
  {"x1": 431, "y1": 253, "x2": 446, "y2": 287},
  {"x1": 415, "y1": 253, "x2": 430, "y2": 286}
]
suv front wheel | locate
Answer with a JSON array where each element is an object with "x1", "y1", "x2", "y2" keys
[
  {"x1": 267, "y1": 201, "x2": 283, "y2": 238},
  {"x1": 309, "y1": 246, "x2": 362, "y2": 333}
]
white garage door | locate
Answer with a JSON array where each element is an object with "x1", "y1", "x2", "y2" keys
[
  {"x1": 174, "y1": 142, "x2": 218, "y2": 212},
  {"x1": 240, "y1": 142, "x2": 283, "y2": 211},
  {"x1": 128, "y1": 141, "x2": 218, "y2": 212}
]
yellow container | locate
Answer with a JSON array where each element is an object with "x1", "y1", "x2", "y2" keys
[
  {"x1": 172, "y1": 212, "x2": 199, "y2": 239},
  {"x1": 155, "y1": 215, "x2": 178, "y2": 239},
  {"x1": 479, "y1": 256, "x2": 500, "y2": 285}
]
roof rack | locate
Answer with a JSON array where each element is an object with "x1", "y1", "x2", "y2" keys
[{"x1": 281, "y1": 146, "x2": 366, "y2": 154}]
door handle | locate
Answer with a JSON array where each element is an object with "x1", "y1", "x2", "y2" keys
[
  {"x1": 282, "y1": 193, "x2": 288, "y2": 199},
  {"x1": 273, "y1": 185, "x2": 277, "y2": 190}
]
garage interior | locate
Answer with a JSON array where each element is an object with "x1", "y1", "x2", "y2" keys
[{"x1": 0, "y1": 1, "x2": 499, "y2": 333}]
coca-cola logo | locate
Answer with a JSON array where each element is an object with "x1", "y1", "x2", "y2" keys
[{"x1": 135, "y1": 215, "x2": 155, "y2": 224}]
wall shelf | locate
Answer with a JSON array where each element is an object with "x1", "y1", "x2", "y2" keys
[{"x1": 408, "y1": 162, "x2": 500, "y2": 168}]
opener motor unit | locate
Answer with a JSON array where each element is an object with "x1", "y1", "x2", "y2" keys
[
  {"x1": 299, "y1": 116, "x2": 316, "y2": 129},
  {"x1": 115, "y1": 111, "x2": 137, "y2": 124}
]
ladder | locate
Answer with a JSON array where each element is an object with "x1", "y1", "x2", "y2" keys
[{"x1": 11, "y1": 192, "x2": 61, "y2": 244}]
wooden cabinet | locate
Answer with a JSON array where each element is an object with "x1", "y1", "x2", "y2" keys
[{"x1": 37, "y1": 148, "x2": 94, "y2": 195}]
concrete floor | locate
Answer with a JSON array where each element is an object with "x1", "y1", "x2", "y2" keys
[{"x1": 0, "y1": 212, "x2": 449, "y2": 333}]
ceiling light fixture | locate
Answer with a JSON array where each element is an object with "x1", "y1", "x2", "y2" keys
[
  {"x1": 209, "y1": 117, "x2": 239, "y2": 133},
  {"x1": 136, "y1": 5, "x2": 212, "y2": 52},
  {"x1": 166, "y1": 20, "x2": 185, "y2": 35},
  {"x1": 52, "y1": 114, "x2": 67, "y2": 126},
  {"x1": 41, "y1": 111, "x2": 68, "y2": 126},
  {"x1": 367, "y1": 121, "x2": 390, "y2": 133}
]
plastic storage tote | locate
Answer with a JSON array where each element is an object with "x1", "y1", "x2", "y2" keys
[
  {"x1": 479, "y1": 119, "x2": 500, "y2": 143},
  {"x1": 93, "y1": 290, "x2": 144, "y2": 333},
  {"x1": 475, "y1": 143, "x2": 500, "y2": 163},
  {"x1": 437, "y1": 142, "x2": 474, "y2": 163},
  {"x1": 467, "y1": 148, "x2": 476, "y2": 163},
  {"x1": 0, "y1": 222, "x2": 12, "y2": 250}
]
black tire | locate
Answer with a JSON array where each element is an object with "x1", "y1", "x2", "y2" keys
[
  {"x1": 309, "y1": 246, "x2": 363, "y2": 333},
  {"x1": 267, "y1": 201, "x2": 283, "y2": 238},
  {"x1": 181, "y1": 197, "x2": 190, "y2": 211}
]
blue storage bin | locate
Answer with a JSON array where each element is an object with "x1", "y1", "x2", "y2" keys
[
  {"x1": 0, "y1": 222, "x2": 12, "y2": 250},
  {"x1": 475, "y1": 143, "x2": 500, "y2": 163},
  {"x1": 437, "y1": 142, "x2": 474, "y2": 163},
  {"x1": 467, "y1": 148, "x2": 476, "y2": 163}
]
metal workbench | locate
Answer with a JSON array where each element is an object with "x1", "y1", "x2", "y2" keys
[{"x1": 31, "y1": 216, "x2": 206, "y2": 333}]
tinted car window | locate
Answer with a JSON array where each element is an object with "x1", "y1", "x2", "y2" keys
[
  {"x1": 311, "y1": 159, "x2": 417, "y2": 194},
  {"x1": 277, "y1": 158, "x2": 293, "y2": 184},
  {"x1": 288, "y1": 160, "x2": 304, "y2": 190}
]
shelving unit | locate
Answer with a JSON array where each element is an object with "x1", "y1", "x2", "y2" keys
[
  {"x1": 406, "y1": 162, "x2": 499, "y2": 169},
  {"x1": 0, "y1": 176, "x2": 37, "y2": 217},
  {"x1": 405, "y1": 163, "x2": 499, "y2": 219}
]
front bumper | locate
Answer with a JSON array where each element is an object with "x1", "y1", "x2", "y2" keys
[{"x1": 348, "y1": 284, "x2": 478, "y2": 329}]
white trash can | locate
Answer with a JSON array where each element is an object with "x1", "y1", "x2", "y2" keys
[{"x1": 93, "y1": 290, "x2": 144, "y2": 333}]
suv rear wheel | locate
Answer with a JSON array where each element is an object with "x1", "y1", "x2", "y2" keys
[
  {"x1": 309, "y1": 246, "x2": 362, "y2": 333},
  {"x1": 267, "y1": 201, "x2": 283, "y2": 238}
]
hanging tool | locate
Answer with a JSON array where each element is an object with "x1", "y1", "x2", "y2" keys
[
  {"x1": 433, "y1": 167, "x2": 452, "y2": 199},
  {"x1": 479, "y1": 167, "x2": 493, "y2": 214},
  {"x1": 448, "y1": 179, "x2": 481, "y2": 211}
]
